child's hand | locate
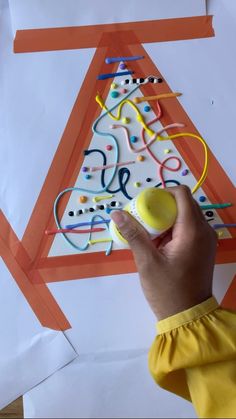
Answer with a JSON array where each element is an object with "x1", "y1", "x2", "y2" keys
[{"x1": 111, "y1": 186, "x2": 217, "y2": 320}]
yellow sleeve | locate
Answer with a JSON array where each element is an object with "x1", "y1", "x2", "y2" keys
[{"x1": 148, "y1": 297, "x2": 236, "y2": 418}]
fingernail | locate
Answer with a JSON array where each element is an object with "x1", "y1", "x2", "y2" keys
[{"x1": 110, "y1": 211, "x2": 127, "y2": 227}]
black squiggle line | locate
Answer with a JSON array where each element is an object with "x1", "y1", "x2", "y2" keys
[
  {"x1": 107, "y1": 167, "x2": 133, "y2": 200},
  {"x1": 84, "y1": 149, "x2": 133, "y2": 200},
  {"x1": 155, "y1": 179, "x2": 180, "y2": 188}
]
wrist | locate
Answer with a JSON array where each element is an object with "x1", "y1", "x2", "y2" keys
[
  {"x1": 156, "y1": 292, "x2": 213, "y2": 321},
  {"x1": 157, "y1": 296, "x2": 219, "y2": 333}
]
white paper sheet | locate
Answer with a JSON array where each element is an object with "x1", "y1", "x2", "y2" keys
[
  {"x1": 23, "y1": 356, "x2": 196, "y2": 418},
  {"x1": 0, "y1": 2, "x2": 77, "y2": 409},
  {"x1": 20, "y1": 0, "x2": 235, "y2": 417},
  {"x1": 8, "y1": 0, "x2": 206, "y2": 33},
  {"x1": 0, "y1": 258, "x2": 77, "y2": 410}
]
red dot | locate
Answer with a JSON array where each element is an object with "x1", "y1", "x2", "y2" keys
[{"x1": 106, "y1": 145, "x2": 113, "y2": 151}]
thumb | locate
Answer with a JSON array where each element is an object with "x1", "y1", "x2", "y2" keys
[{"x1": 110, "y1": 210, "x2": 156, "y2": 263}]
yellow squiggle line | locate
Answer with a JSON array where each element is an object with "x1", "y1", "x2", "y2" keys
[
  {"x1": 89, "y1": 238, "x2": 113, "y2": 245},
  {"x1": 96, "y1": 94, "x2": 154, "y2": 137},
  {"x1": 157, "y1": 132, "x2": 208, "y2": 194}
]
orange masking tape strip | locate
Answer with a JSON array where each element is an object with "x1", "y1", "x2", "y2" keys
[
  {"x1": 14, "y1": 15, "x2": 214, "y2": 53},
  {"x1": 0, "y1": 211, "x2": 71, "y2": 330}
]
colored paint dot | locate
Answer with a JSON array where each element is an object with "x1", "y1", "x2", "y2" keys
[
  {"x1": 111, "y1": 90, "x2": 119, "y2": 98},
  {"x1": 217, "y1": 230, "x2": 224, "y2": 238},
  {"x1": 122, "y1": 117, "x2": 130, "y2": 124},
  {"x1": 144, "y1": 105, "x2": 151, "y2": 112},
  {"x1": 82, "y1": 166, "x2": 88, "y2": 172},
  {"x1": 106, "y1": 208, "x2": 112, "y2": 214},
  {"x1": 164, "y1": 149, "x2": 171, "y2": 154},
  {"x1": 181, "y1": 169, "x2": 189, "y2": 176},
  {"x1": 134, "y1": 182, "x2": 141, "y2": 188},
  {"x1": 120, "y1": 88, "x2": 127, "y2": 94},
  {"x1": 111, "y1": 82, "x2": 117, "y2": 89},
  {"x1": 79, "y1": 195, "x2": 87, "y2": 204},
  {"x1": 68, "y1": 211, "x2": 74, "y2": 216},
  {"x1": 106, "y1": 145, "x2": 113, "y2": 151},
  {"x1": 205, "y1": 210, "x2": 214, "y2": 218},
  {"x1": 146, "y1": 177, "x2": 152, "y2": 182},
  {"x1": 131, "y1": 136, "x2": 137, "y2": 143},
  {"x1": 119, "y1": 62, "x2": 126, "y2": 70},
  {"x1": 199, "y1": 196, "x2": 206, "y2": 202},
  {"x1": 137, "y1": 155, "x2": 145, "y2": 162},
  {"x1": 84, "y1": 174, "x2": 91, "y2": 180}
]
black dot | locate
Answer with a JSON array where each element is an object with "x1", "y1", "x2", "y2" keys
[
  {"x1": 146, "y1": 178, "x2": 152, "y2": 183},
  {"x1": 99, "y1": 205, "x2": 104, "y2": 210},
  {"x1": 78, "y1": 209, "x2": 83, "y2": 215},
  {"x1": 205, "y1": 210, "x2": 214, "y2": 218},
  {"x1": 89, "y1": 208, "x2": 95, "y2": 212},
  {"x1": 110, "y1": 201, "x2": 116, "y2": 207},
  {"x1": 68, "y1": 211, "x2": 74, "y2": 216},
  {"x1": 158, "y1": 78, "x2": 163, "y2": 83},
  {"x1": 139, "y1": 78, "x2": 145, "y2": 83}
]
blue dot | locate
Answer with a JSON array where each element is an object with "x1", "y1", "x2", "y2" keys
[
  {"x1": 144, "y1": 105, "x2": 151, "y2": 112},
  {"x1": 199, "y1": 195, "x2": 206, "y2": 202},
  {"x1": 131, "y1": 136, "x2": 138, "y2": 143},
  {"x1": 111, "y1": 91, "x2": 119, "y2": 98},
  {"x1": 84, "y1": 174, "x2": 91, "y2": 180}
]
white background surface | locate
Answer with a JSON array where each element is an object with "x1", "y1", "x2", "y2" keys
[
  {"x1": 23, "y1": 355, "x2": 196, "y2": 418},
  {"x1": 8, "y1": 0, "x2": 206, "y2": 32}
]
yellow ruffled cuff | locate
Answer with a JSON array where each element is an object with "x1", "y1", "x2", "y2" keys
[
  {"x1": 149, "y1": 297, "x2": 236, "y2": 417},
  {"x1": 157, "y1": 296, "x2": 219, "y2": 333}
]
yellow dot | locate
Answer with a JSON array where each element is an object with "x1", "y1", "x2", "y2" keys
[
  {"x1": 217, "y1": 230, "x2": 224, "y2": 238},
  {"x1": 79, "y1": 195, "x2": 87, "y2": 204},
  {"x1": 137, "y1": 155, "x2": 145, "y2": 162},
  {"x1": 122, "y1": 117, "x2": 130, "y2": 124},
  {"x1": 134, "y1": 181, "x2": 141, "y2": 188},
  {"x1": 111, "y1": 82, "x2": 117, "y2": 89},
  {"x1": 164, "y1": 149, "x2": 171, "y2": 154}
]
